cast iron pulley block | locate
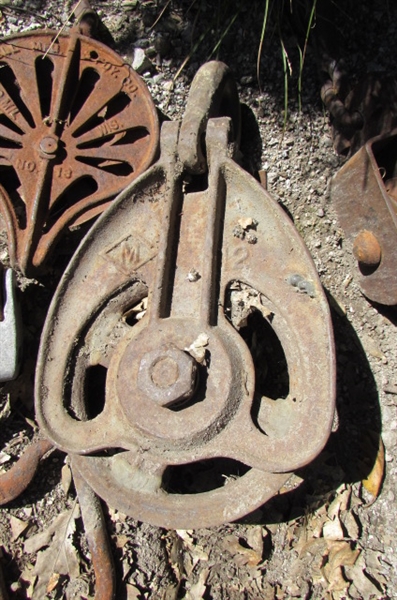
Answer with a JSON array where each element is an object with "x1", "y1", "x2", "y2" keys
[
  {"x1": 0, "y1": 29, "x2": 159, "y2": 275},
  {"x1": 36, "y1": 62, "x2": 335, "y2": 529}
]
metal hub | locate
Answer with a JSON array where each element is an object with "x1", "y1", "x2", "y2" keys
[
  {"x1": 0, "y1": 31, "x2": 159, "y2": 275},
  {"x1": 35, "y1": 63, "x2": 335, "y2": 529}
]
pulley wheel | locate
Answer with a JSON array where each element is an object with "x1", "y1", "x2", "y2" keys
[
  {"x1": 0, "y1": 31, "x2": 159, "y2": 274},
  {"x1": 36, "y1": 114, "x2": 335, "y2": 530}
]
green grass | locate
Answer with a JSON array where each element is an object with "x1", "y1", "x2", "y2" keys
[{"x1": 256, "y1": 0, "x2": 319, "y2": 121}]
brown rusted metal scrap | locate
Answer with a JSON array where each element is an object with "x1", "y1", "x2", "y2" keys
[
  {"x1": 316, "y1": 4, "x2": 397, "y2": 305},
  {"x1": 35, "y1": 60, "x2": 335, "y2": 544},
  {"x1": 323, "y1": 67, "x2": 397, "y2": 305}
]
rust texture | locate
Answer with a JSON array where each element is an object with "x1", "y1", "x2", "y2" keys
[
  {"x1": 0, "y1": 29, "x2": 159, "y2": 275},
  {"x1": 331, "y1": 131, "x2": 397, "y2": 305},
  {"x1": 35, "y1": 62, "x2": 335, "y2": 529},
  {"x1": 72, "y1": 464, "x2": 115, "y2": 600},
  {"x1": 0, "y1": 438, "x2": 53, "y2": 505}
]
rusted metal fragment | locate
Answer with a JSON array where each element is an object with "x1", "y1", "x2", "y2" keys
[
  {"x1": 36, "y1": 63, "x2": 335, "y2": 529},
  {"x1": 72, "y1": 463, "x2": 115, "y2": 600},
  {"x1": 331, "y1": 131, "x2": 397, "y2": 305},
  {"x1": 0, "y1": 438, "x2": 53, "y2": 504},
  {"x1": 0, "y1": 30, "x2": 159, "y2": 275}
]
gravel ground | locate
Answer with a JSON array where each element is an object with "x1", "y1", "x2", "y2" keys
[{"x1": 0, "y1": 1, "x2": 396, "y2": 599}]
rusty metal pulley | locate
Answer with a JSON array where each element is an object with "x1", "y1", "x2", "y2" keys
[
  {"x1": 35, "y1": 62, "x2": 335, "y2": 529},
  {"x1": 0, "y1": 18, "x2": 159, "y2": 275}
]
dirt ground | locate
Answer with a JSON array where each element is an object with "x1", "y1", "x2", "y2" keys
[{"x1": 0, "y1": 1, "x2": 396, "y2": 599}]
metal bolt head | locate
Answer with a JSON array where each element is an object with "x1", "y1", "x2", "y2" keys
[
  {"x1": 353, "y1": 230, "x2": 382, "y2": 268},
  {"x1": 39, "y1": 136, "x2": 59, "y2": 157},
  {"x1": 137, "y1": 345, "x2": 198, "y2": 407}
]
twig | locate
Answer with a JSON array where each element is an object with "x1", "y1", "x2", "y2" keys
[
  {"x1": 149, "y1": 0, "x2": 172, "y2": 31},
  {"x1": 256, "y1": 0, "x2": 270, "y2": 93},
  {"x1": 42, "y1": 0, "x2": 85, "y2": 59},
  {"x1": 50, "y1": 497, "x2": 79, "y2": 576}
]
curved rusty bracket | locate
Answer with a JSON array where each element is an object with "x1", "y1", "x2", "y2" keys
[{"x1": 0, "y1": 439, "x2": 53, "y2": 505}]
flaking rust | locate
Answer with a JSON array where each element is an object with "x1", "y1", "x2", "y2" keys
[{"x1": 35, "y1": 62, "x2": 335, "y2": 530}]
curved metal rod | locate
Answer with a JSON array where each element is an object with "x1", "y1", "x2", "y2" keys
[
  {"x1": 0, "y1": 439, "x2": 53, "y2": 505},
  {"x1": 72, "y1": 463, "x2": 115, "y2": 600},
  {"x1": 178, "y1": 61, "x2": 241, "y2": 174}
]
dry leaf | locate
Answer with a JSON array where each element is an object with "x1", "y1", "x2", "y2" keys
[
  {"x1": 115, "y1": 534, "x2": 129, "y2": 549},
  {"x1": 322, "y1": 517, "x2": 344, "y2": 541},
  {"x1": 126, "y1": 583, "x2": 141, "y2": 599},
  {"x1": 345, "y1": 559, "x2": 383, "y2": 597},
  {"x1": 362, "y1": 435, "x2": 385, "y2": 497},
  {"x1": 297, "y1": 537, "x2": 328, "y2": 559},
  {"x1": 340, "y1": 510, "x2": 360, "y2": 540},
  {"x1": 222, "y1": 535, "x2": 262, "y2": 567},
  {"x1": 327, "y1": 541, "x2": 360, "y2": 571},
  {"x1": 19, "y1": 565, "x2": 36, "y2": 598},
  {"x1": 24, "y1": 506, "x2": 80, "y2": 554},
  {"x1": 324, "y1": 565, "x2": 348, "y2": 592},
  {"x1": 176, "y1": 529, "x2": 194, "y2": 543},
  {"x1": 184, "y1": 568, "x2": 209, "y2": 599},
  {"x1": 322, "y1": 541, "x2": 360, "y2": 594},
  {"x1": 61, "y1": 463, "x2": 72, "y2": 495},
  {"x1": 10, "y1": 515, "x2": 30, "y2": 541},
  {"x1": 166, "y1": 531, "x2": 184, "y2": 581},
  {"x1": 25, "y1": 505, "x2": 81, "y2": 600},
  {"x1": 46, "y1": 572, "x2": 60, "y2": 594},
  {"x1": 246, "y1": 526, "x2": 264, "y2": 557},
  {"x1": 176, "y1": 529, "x2": 208, "y2": 567},
  {"x1": 327, "y1": 487, "x2": 351, "y2": 519}
]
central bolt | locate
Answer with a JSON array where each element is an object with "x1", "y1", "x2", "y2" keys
[
  {"x1": 39, "y1": 136, "x2": 59, "y2": 156},
  {"x1": 150, "y1": 356, "x2": 180, "y2": 388},
  {"x1": 137, "y1": 344, "x2": 198, "y2": 408}
]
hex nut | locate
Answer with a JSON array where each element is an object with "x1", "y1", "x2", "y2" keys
[{"x1": 137, "y1": 345, "x2": 198, "y2": 408}]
